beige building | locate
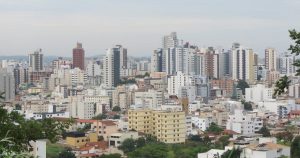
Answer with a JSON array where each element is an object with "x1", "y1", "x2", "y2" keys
[
  {"x1": 128, "y1": 109, "x2": 186, "y2": 144},
  {"x1": 91, "y1": 120, "x2": 119, "y2": 141},
  {"x1": 112, "y1": 85, "x2": 134, "y2": 110},
  {"x1": 23, "y1": 100, "x2": 49, "y2": 113}
]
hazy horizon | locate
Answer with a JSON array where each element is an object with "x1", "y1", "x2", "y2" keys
[{"x1": 0, "y1": 0, "x2": 299, "y2": 57}]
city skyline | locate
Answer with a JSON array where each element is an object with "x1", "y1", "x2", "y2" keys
[{"x1": 0, "y1": 0, "x2": 300, "y2": 56}]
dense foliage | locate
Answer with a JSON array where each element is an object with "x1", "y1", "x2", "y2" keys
[
  {"x1": 242, "y1": 100, "x2": 253, "y2": 111},
  {"x1": 257, "y1": 126, "x2": 271, "y2": 137},
  {"x1": 291, "y1": 136, "x2": 300, "y2": 158},
  {"x1": 273, "y1": 75, "x2": 291, "y2": 97},
  {"x1": 274, "y1": 29, "x2": 300, "y2": 96},
  {"x1": 118, "y1": 134, "x2": 232, "y2": 158},
  {"x1": 99, "y1": 153, "x2": 122, "y2": 158},
  {"x1": 236, "y1": 80, "x2": 249, "y2": 95},
  {"x1": 58, "y1": 148, "x2": 76, "y2": 158},
  {"x1": 0, "y1": 93, "x2": 72, "y2": 154},
  {"x1": 221, "y1": 148, "x2": 241, "y2": 158},
  {"x1": 206, "y1": 122, "x2": 224, "y2": 134},
  {"x1": 112, "y1": 106, "x2": 121, "y2": 112}
]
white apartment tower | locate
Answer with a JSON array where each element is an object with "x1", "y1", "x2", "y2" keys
[
  {"x1": 231, "y1": 44, "x2": 255, "y2": 82},
  {"x1": 279, "y1": 53, "x2": 296, "y2": 75},
  {"x1": 162, "y1": 32, "x2": 179, "y2": 72},
  {"x1": 226, "y1": 109, "x2": 263, "y2": 135}
]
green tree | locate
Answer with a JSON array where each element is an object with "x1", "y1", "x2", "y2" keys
[
  {"x1": 242, "y1": 100, "x2": 253, "y2": 111},
  {"x1": 236, "y1": 80, "x2": 249, "y2": 95},
  {"x1": 145, "y1": 135, "x2": 158, "y2": 143},
  {"x1": 99, "y1": 153, "x2": 122, "y2": 158},
  {"x1": 144, "y1": 72, "x2": 150, "y2": 77},
  {"x1": 273, "y1": 75, "x2": 291, "y2": 97},
  {"x1": 274, "y1": 30, "x2": 300, "y2": 96},
  {"x1": 289, "y1": 29, "x2": 300, "y2": 56},
  {"x1": 206, "y1": 122, "x2": 223, "y2": 134},
  {"x1": 221, "y1": 148, "x2": 241, "y2": 158},
  {"x1": 189, "y1": 135, "x2": 203, "y2": 142},
  {"x1": 291, "y1": 136, "x2": 300, "y2": 158},
  {"x1": 113, "y1": 115, "x2": 120, "y2": 119},
  {"x1": 118, "y1": 138, "x2": 136, "y2": 153},
  {"x1": 216, "y1": 135, "x2": 230, "y2": 149},
  {"x1": 112, "y1": 106, "x2": 121, "y2": 112},
  {"x1": 93, "y1": 113, "x2": 107, "y2": 120},
  {"x1": 128, "y1": 143, "x2": 168, "y2": 158},
  {"x1": 15, "y1": 104, "x2": 22, "y2": 110},
  {"x1": 276, "y1": 132, "x2": 293, "y2": 144},
  {"x1": 58, "y1": 148, "x2": 76, "y2": 158},
  {"x1": 0, "y1": 104, "x2": 73, "y2": 153},
  {"x1": 257, "y1": 126, "x2": 271, "y2": 137},
  {"x1": 136, "y1": 137, "x2": 146, "y2": 148}
]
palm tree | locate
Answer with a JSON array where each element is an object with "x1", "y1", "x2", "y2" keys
[
  {"x1": 293, "y1": 60, "x2": 300, "y2": 76},
  {"x1": 273, "y1": 75, "x2": 291, "y2": 97}
]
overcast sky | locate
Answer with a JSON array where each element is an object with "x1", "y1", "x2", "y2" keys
[{"x1": 0, "y1": 0, "x2": 299, "y2": 57}]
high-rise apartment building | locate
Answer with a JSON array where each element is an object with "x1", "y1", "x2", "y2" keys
[
  {"x1": 29, "y1": 49, "x2": 43, "y2": 72},
  {"x1": 162, "y1": 32, "x2": 179, "y2": 72},
  {"x1": 128, "y1": 109, "x2": 186, "y2": 144},
  {"x1": 0, "y1": 68, "x2": 15, "y2": 101},
  {"x1": 231, "y1": 44, "x2": 255, "y2": 82},
  {"x1": 218, "y1": 50, "x2": 231, "y2": 78},
  {"x1": 72, "y1": 42, "x2": 85, "y2": 70},
  {"x1": 205, "y1": 47, "x2": 219, "y2": 79},
  {"x1": 116, "y1": 45, "x2": 128, "y2": 70},
  {"x1": 279, "y1": 53, "x2": 296, "y2": 75},
  {"x1": 104, "y1": 46, "x2": 121, "y2": 87},
  {"x1": 265, "y1": 48, "x2": 277, "y2": 71},
  {"x1": 151, "y1": 49, "x2": 163, "y2": 72}
]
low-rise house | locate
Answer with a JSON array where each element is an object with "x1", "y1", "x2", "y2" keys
[
  {"x1": 192, "y1": 116, "x2": 212, "y2": 131},
  {"x1": 91, "y1": 120, "x2": 118, "y2": 140},
  {"x1": 109, "y1": 131, "x2": 139, "y2": 147},
  {"x1": 243, "y1": 142, "x2": 290, "y2": 158},
  {"x1": 226, "y1": 109, "x2": 263, "y2": 135},
  {"x1": 66, "y1": 132, "x2": 98, "y2": 148}
]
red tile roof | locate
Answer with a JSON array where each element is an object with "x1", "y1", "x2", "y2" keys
[
  {"x1": 223, "y1": 129, "x2": 239, "y2": 135},
  {"x1": 289, "y1": 110, "x2": 300, "y2": 115},
  {"x1": 101, "y1": 120, "x2": 116, "y2": 126},
  {"x1": 76, "y1": 119, "x2": 97, "y2": 123},
  {"x1": 79, "y1": 146, "x2": 94, "y2": 151},
  {"x1": 85, "y1": 141, "x2": 108, "y2": 150}
]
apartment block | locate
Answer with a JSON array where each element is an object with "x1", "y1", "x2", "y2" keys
[{"x1": 128, "y1": 109, "x2": 186, "y2": 143}]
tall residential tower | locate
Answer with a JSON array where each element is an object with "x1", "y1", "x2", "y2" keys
[
  {"x1": 72, "y1": 42, "x2": 85, "y2": 70},
  {"x1": 104, "y1": 46, "x2": 121, "y2": 87},
  {"x1": 29, "y1": 49, "x2": 43, "y2": 72}
]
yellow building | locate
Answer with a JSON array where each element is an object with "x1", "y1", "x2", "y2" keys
[
  {"x1": 66, "y1": 132, "x2": 98, "y2": 147},
  {"x1": 128, "y1": 109, "x2": 186, "y2": 144}
]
